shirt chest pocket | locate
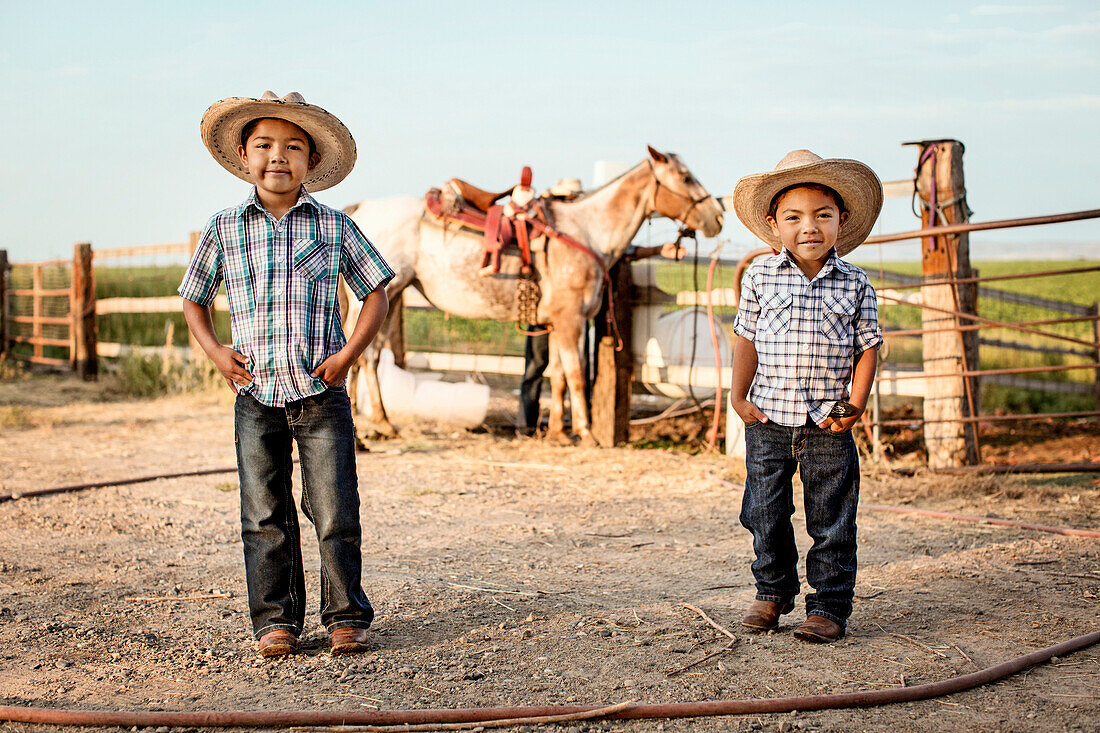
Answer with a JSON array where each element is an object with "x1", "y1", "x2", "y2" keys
[
  {"x1": 821, "y1": 294, "x2": 856, "y2": 342},
  {"x1": 758, "y1": 291, "x2": 793, "y2": 336},
  {"x1": 292, "y1": 239, "x2": 334, "y2": 282}
]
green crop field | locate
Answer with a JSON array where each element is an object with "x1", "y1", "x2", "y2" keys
[{"x1": 9, "y1": 258, "x2": 1093, "y2": 412}]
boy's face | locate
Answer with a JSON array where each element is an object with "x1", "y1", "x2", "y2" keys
[
  {"x1": 766, "y1": 186, "x2": 849, "y2": 268},
  {"x1": 236, "y1": 118, "x2": 320, "y2": 197}
]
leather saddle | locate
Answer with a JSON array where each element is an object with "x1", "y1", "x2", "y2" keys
[{"x1": 425, "y1": 166, "x2": 545, "y2": 278}]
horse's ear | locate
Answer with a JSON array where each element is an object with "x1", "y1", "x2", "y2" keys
[{"x1": 647, "y1": 145, "x2": 668, "y2": 164}]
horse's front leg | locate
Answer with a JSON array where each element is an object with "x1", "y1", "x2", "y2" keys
[
  {"x1": 555, "y1": 321, "x2": 597, "y2": 448},
  {"x1": 546, "y1": 329, "x2": 570, "y2": 445},
  {"x1": 348, "y1": 297, "x2": 399, "y2": 443},
  {"x1": 357, "y1": 340, "x2": 397, "y2": 441}
]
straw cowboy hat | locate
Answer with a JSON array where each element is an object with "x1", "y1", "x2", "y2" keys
[
  {"x1": 540, "y1": 178, "x2": 583, "y2": 199},
  {"x1": 732, "y1": 150, "x2": 883, "y2": 256},
  {"x1": 200, "y1": 91, "x2": 356, "y2": 191}
]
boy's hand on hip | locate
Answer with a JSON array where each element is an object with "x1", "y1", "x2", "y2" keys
[
  {"x1": 211, "y1": 346, "x2": 251, "y2": 391},
  {"x1": 821, "y1": 410, "x2": 863, "y2": 433},
  {"x1": 311, "y1": 352, "x2": 353, "y2": 387},
  {"x1": 732, "y1": 397, "x2": 768, "y2": 425}
]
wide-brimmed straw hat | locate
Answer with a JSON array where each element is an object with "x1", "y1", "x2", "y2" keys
[
  {"x1": 200, "y1": 91, "x2": 356, "y2": 191},
  {"x1": 732, "y1": 150, "x2": 883, "y2": 256},
  {"x1": 540, "y1": 177, "x2": 583, "y2": 198}
]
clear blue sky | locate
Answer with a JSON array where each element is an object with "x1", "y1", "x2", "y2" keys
[{"x1": 2, "y1": 1, "x2": 1098, "y2": 262}]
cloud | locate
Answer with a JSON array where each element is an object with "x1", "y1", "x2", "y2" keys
[
  {"x1": 972, "y1": 4, "x2": 1065, "y2": 15},
  {"x1": 988, "y1": 94, "x2": 1100, "y2": 111}
]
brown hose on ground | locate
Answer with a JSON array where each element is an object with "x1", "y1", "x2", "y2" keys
[
  {"x1": 0, "y1": 466, "x2": 240, "y2": 503},
  {"x1": 704, "y1": 251, "x2": 723, "y2": 453},
  {"x1": 1, "y1": 631, "x2": 1097, "y2": 728},
  {"x1": 860, "y1": 503, "x2": 1100, "y2": 539},
  {"x1": 8, "y1": 473, "x2": 1100, "y2": 539}
]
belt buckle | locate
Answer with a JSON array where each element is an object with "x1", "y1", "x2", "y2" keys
[{"x1": 829, "y1": 401, "x2": 858, "y2": 418}]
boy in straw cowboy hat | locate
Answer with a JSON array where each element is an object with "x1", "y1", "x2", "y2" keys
[
  {"x1": 179, "y1": 91, "x2": 394, "y2": 657},
  {"x1": 729, "y1": 150, "x2": 883, "y2": 642}
]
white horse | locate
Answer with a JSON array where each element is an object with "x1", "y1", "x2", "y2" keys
[{"x1": 343, "y1": 146, "x2": 724, "y2": 445}]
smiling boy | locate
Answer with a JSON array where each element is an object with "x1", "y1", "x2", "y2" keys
[
  {"x1": 180, "y1": 92, "x2": 393, "y2": 656},
  {"x1": 729, "y1": 150, "x2": 883, "y2": 642}
]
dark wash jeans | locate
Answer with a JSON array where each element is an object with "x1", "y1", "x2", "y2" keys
[
  {"x1": 234, "y1": 387, "x2": 373, "y2": 639},
  {"x1": 739, "y1": 418, "x2": 860, "y2": 627},
  {"x1": 520, "y1": 329, "x2": 550, "y2": 430}
]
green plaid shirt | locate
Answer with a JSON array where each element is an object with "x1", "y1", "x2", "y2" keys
[{"x1": 179, "y1": 187, "x2": 394, "y2": 407}]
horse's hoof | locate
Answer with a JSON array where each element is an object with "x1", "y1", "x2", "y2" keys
[
  {"x1": 577, "y1": 433, "x2": 600, "y2": 449},
  {"x1": 357, "y1": 421, "x2": 398, "y2": 442},
  {"x1": 548, "y1": 430, "x2": 575, "y2": 447}
]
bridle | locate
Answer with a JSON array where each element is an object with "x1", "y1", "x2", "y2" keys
[{"x1": 647, "y1": 158, "x2": 714, "y2": 229}]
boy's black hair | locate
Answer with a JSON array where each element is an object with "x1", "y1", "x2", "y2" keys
[
  {"x1": 767, "y1": 183, "x2": 847, "y2": 220},
  {"x1": 240, "y1": 117, "x2": 317, "y2": 157}
]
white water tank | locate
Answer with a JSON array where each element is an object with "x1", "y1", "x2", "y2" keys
[
  {"x1": 633, "y1": 307, "x2": 732, "y2": 400},
  {"x1": 358, "y1": 349, "x2": 491, "y2": 427}
]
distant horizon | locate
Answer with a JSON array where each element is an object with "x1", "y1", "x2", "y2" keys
[{"x1": 3, "y1": 2, "x2": 1098, "y2": 264}]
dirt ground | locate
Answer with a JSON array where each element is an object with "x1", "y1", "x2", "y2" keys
[{"x1": 0, "y1": 374, "x2": 1098, "y2": 733}]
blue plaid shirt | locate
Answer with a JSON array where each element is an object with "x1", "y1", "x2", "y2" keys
[
  {"x1": 179, "y1": 188, "x2": 394, "y2": 407},
  {"x1": 733, "y1": 249, "x2": 882, "y2": 427}
]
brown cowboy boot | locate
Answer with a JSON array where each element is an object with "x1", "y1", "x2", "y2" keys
[
  {"x1": 741, "y1": 599, "x2": 795, "y2": 631},
  {"x1": 257, "y1": 629, "x2": 298, "y2": 657},
  {"x1": 793, "y1": 615, "x2": 845, "y2": 643},
  {"x1": 330, "y1": 627, "x2": 370, "y2": 655}
]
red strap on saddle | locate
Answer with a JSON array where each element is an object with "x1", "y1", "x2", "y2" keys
[{"x1": 424, "y1": 187, "x2": 621, "y2": 348}]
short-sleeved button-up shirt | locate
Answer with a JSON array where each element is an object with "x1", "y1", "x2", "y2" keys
[
  {"x1": 179, "y1": 188, "x2": 394, "y2": 407},
  {"x1": 733, "y1": 249, "x2": 882, "y2": 427}
]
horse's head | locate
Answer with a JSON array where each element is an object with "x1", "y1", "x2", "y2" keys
[{"x1": 646, "y1": 146, "x2": 724, "y2": 237}]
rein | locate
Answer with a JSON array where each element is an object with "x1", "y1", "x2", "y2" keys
[{"x1": 648, "y1": 159, "x2": 712, "y2": 226}]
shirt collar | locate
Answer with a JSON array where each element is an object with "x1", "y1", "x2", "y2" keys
[
  {"x1": 236, "y1": 186, "x2": 321, "y2": 217},
  {"x1": 770, "y1": 247, "x2": 840, "y2": 281}
]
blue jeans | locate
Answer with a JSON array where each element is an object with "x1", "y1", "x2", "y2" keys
[
  {"x1": 739, "y1": 419, "x2": 860, "y2": 627},
  {"x1": 234, "y1": 387, "x2": 374, "y2": 639},
  {"x1": 520, "y1": 329, "x2": 549, "y2": 430}
]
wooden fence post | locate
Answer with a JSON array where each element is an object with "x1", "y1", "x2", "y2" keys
[
  {"x1": 390, "y1": 290, "x2": 405, "y2": 370},
  {"x1": 72, "y1": 242, "x2": 97, "y2": 380},
  {"x1": 0, "y1": 249, "x2": 8, "y2": 360},
  {"x1": 592, "y1": 260, "x2": 634, "y2": 446},
  {"x1": 186, "y1": 231, "x2": 203, "y2": 362},
  {"x1": 912, "y1": 140, "x2": 980, "y2": 468},
  {"x1": 1091, "y1": 303, "x2": 1100, "y2": 410}
]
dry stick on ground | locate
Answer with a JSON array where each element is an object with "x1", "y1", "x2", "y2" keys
[
  {"x1": 290, "y1": 700, "x2": 637, "y2": 733},
  {"x1": 953, "y1": 644, "x2": 979, "y2": 670},
  {"x1": 666, "y1": 604, "x2": 740, "y2": 676},
  {"x1": 680, "y1": 603, "x2": 738, "y2": 641},
  {"x1": 891, "y1": 633, "x2": 950, "y2": 658},
  {"x1": 489, "y1": 596, "x2": 516, "y2": 612},
  {"x1": 667, "y1": 640, "x2": 738, "y2": 677},
  {"x1": 124, "y1": 594, "x2": 230, "y2": 602},
  {"x1": 446, "y1": 583, "x2": 541, "y2": 597}
]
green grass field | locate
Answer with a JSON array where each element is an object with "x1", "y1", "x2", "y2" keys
[
  {"x1": 656, "y1": 257, "x2": 1099, "y2": 412},
  {"x1": 11, "y1": 259, "x2": 1093, "y2": 412}
]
